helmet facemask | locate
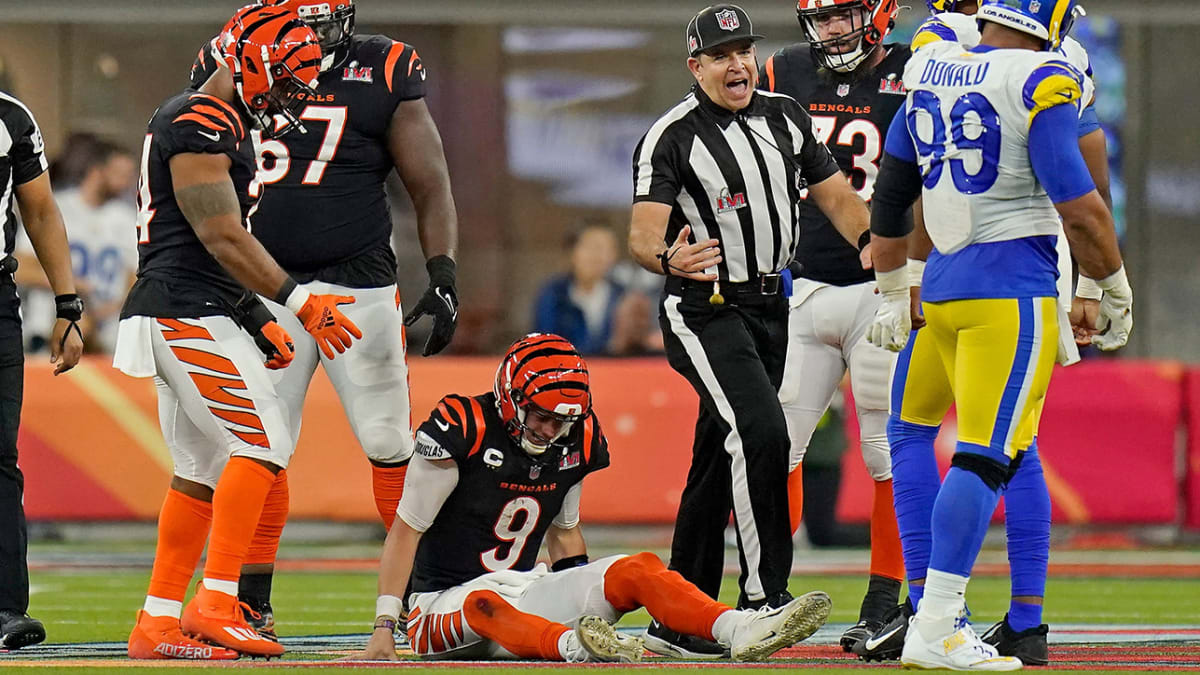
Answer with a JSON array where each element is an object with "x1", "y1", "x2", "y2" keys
[
  {"x1": 510, "y1": 394, "x2": 584, "y2": 457},
  {"x1": 800, "y1": 4, "x2": 875, "y2": 73},
  {"x1": 297, "y1": 1, "x2": 356, "y2": 72}
]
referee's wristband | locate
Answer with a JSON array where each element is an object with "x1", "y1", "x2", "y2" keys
[
  {"x1": 54, "y1": 294, "x2": 84, "y2": 321},
  {"x1": 274, "y1": 278, "x2": 311, "y2": 314}
]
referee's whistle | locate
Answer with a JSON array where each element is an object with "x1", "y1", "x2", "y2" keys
[{"x1": 709, "y1": 280, "x2": 725, "y2": 306}]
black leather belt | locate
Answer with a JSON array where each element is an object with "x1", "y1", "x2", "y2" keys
[{"x1": 667, "y1": 273, "x2": 784, "y2": 298}]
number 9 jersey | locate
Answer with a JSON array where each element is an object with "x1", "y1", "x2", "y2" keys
[
  {"x1": 190, "y1": 33, "x2": 426, "y2": 285},
  {"x1": 899, "y1": 40, "x2": 1086, "y2": 257}
]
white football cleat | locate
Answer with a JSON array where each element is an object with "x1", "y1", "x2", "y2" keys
[
  {"x1": 901, "y1": 611, "x2": 1022, "y2": 671},
  {"x1": 574, "y1": 616, "x2": 645, "y2": 663},
  {"x1": 729, "y1": 591, "x2": 832, "y2": 662}
]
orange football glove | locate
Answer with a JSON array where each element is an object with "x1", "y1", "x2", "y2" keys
[
  {"x1": 297, "y1": 294, "x2": 362, "y2": 359},
  {"x1": 258, "y1": 321, "x2": 295, "y2": 369}
]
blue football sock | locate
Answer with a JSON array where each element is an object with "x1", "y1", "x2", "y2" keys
[
  {"x1": 1008, "y1": 600, "x2": 1043, "y2": 632},
  {"x1": 908, "y1": 583, "x2": 924, "y2": 611},
  {"x1": 1005, "y1": 441, "x2": 1050, "y2": 601},
  {"x1": 928, "y1": 459, "x2": 1002, "y2": 578},
  {"x1": 887, "y1": 415, "x2": 941, "y2": 588}
]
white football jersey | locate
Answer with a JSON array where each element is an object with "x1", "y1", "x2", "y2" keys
[{"x1": 901, "y1": 41, "x2": 1086, "y2": 254}]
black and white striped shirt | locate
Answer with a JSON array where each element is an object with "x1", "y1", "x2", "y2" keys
[
  {"x1": 633, "y1": 87, "x2": 839, "y2": 283},
  {"x1": 0, "y1": 92, "x2": 48, "y2": 256}
]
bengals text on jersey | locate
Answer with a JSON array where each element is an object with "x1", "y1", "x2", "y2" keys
[
  {"x1": 407, "y1": 391, "x2": 609, "y2": 594},
  {"x1": 760, "y1": 43, "x2": 912, "y2": 286},
  {"x1": 121, "y1": 91, "x2": 257, "y2": 320},
  {"x1": 191, "y1": 33, "x2": 426, "y2": 287}
]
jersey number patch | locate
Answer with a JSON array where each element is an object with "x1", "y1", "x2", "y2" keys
[
  {"x1": 807, "y1": 115, "x2": 882, "y2": 200},
  {"x1": 480, "y1": 497, "x2": 541, "y2": 572},
  {"x1": 251, "y1": 105, "x2": 349, "y2": 196},
  {"x1": 135, "y1": 134, "x2": 156, "y2": 244},
  {"x1": 907, "y1": 91, "x2": 1001, "y2": 194}
]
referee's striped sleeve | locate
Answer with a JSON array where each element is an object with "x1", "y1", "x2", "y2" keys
[{"x1": 632, "y1": 98, "x2": 695, "y2": 205}]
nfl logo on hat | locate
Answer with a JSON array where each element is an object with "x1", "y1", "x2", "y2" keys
[{"x1": 716, "y1": 8, "x2": 741, "y2": 31}]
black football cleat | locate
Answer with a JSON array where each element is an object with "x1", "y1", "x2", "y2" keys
[
  {"x1": 643, "y1": 619, "x2": 729, "y2": 660},
  {"x1": 981, "y1": 613, "x2": 1050, "y2": 666},
  {"x1": 839, "y1": 618, "x2": 882, "y2": 652},
  {"x1": 0, "y1": 610, "x2": 46, "y2": 650},
  {"x1": 240, "y1": 599, "x2": 277, "y2": 642},
  {"x1": 851, "y1": 598, "x2": 913, "y2": 662}
]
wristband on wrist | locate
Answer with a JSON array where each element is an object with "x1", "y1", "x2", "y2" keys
[
  {"x1": 373, "y1": 616, "x2": 397, "y2": 632},
  {"x1": 857, "y1": 230, "x2": 871, "y2": 251},
  {"x1": 551, "y1": 554, "x2": 590, "y2": 572},
  {"x1": 1075, "y1": 275, "x2": 1103, "y2": 300},
  {"x1": 425, "y1": 255, "x2": 456, "y2": 289},
  {"x1": 907, "y1": 258, "x2": 926, "y2": 288},
  {"x1": 274, "y1": 278, "x2": 311, "y2": 314},
  {"x1": 55, "y1": 294, "x2": 84, "y2": 321},
  {"x1": 875, "y1": 266, "x2": 907, "y2": 294},
  {"x1": 656, "y1": 249, "x2": 674, "y2": 276},
  {"x1": 1095, "y1": 264, "x2": 1130, "y2": 295},
  {"x1": 376, "y1": 594, "x2": 404, "y2": 622}
]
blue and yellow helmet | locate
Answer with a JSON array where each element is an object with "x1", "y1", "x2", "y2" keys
[
  {"x1": 925, "y1": 0, "x2": 961, "y2": 12},
  {"x1": 977, "y1": 0, "x2": 1083, "y2": 50}
]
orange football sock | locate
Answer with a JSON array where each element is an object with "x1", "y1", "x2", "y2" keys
[
  {"x1": 244, "y1": 469, "x2": 288, "y2": 566},
  {"x1": 146, "y1": 488, "x2": 213, "y2": 602},
  {"x1": 460, "y1": 590, "x2": 569, "y2": 660},
  {"x1": 604, "y1": 552, "x2": 726, "y2": 641},
  {"x1": 371, "y1": 462, "x2": 408, "y2": 530},
  {"x1": 869, "y1": 479, "x2": 905, "y2": 581},
  {"x1": 787, "y1": 464, "x2": 804, "y2": 535},
  {"x1": 203, "y1": 458, "x2": 276, "y2": 584}
]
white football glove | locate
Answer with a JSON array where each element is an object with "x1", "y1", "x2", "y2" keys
[
  {"x1": 868, "y1": 267, "x2": 911, "y2": 352},
  {"x1": 1092, "y1": 265, "x2": 1133, "y2": 351}
]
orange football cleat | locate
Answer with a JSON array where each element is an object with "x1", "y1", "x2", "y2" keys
[
  {"x1": 181, "y1": 585, "x2": 285, "y2": 657},
  {"x1": 127, "y1": 610, "x2": 239, "y2": 660}
]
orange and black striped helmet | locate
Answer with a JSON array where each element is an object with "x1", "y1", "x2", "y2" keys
[
  {"x1": 217, "y1": 4, "x2": 322, "y2": 138},
  {"x1": 494, "y1": 333, "x2": 591, "y2": 456}
]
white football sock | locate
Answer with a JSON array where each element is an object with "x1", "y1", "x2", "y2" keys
[
  {"x1": 142, "y1": 596, "x2": 182, "y2": 619},
  {"x1": 202, "y1": 578, "x2": 239, "y2": 597}
]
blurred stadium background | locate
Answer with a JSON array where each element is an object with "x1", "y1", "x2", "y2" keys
[{"x1": 0, "y1": 0, "x2": 1198, "y2": 667}]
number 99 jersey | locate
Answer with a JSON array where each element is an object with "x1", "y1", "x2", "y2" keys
[
  {"x1": 406, "y1": 392, "x2": 610, "y2": 594},
  {"x1": 900, "y1": 40, "x2": 1086, "y2": 255},
  {"x1": 190, "y1": 33, "x2": 426, "y2": 285}
]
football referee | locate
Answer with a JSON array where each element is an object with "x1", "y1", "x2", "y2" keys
[
  {"x1": 629, "y1": 3, "x2": 870, "y2": 658},
  {"x1": 0, "y1": 91, "x2": 84, "y2": 649}
]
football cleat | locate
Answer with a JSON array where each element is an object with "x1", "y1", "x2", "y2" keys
[
  {"x1": 241, "y1": 599, "x2": 277, "y2": 642},
  {"x1": 182, "y1": 585, "x2": 284, "y2": 658},
  {"x1": 840, "y1": 618, "x2": 883, "y2": 652},
  {"x1": 0, "y1": 610, "x2": 45, "y2": 650},
  {"x1": 981, "y1": 614, "x2": 1050, "y2": 666},
  {"x1": 853, "y1": 599, "x2": 913, "y2": 662},
  {"x1": 643, "y1": 619, "x2": 729, "y2": 660},
  {"x1": 729, "y1": 591, "x2": 832, "y2": 662},
  {"x1": 127, "y1": 610, "x2": 238, "y2": 660},
  {"x1": 901, "y1": 610, "x2": 1022, "y2": 671},
  {"x1": 575, "y1": 616, "x2": 645, "y2": 663}
]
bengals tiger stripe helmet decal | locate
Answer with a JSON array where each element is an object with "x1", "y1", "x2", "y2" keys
[
  {"x1": 494, "y1": 333, "x2": 591, "y2": 456},
  {"x1": 217, "y1": 4, "x2": 322, "y2": 138}
]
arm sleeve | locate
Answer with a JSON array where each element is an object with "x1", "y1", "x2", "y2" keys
[
  {"x1": 883, "y1": 104, "x2": 917, "y2": 163},
  {"x1": 1029, "y1": 103, "x2": 1096, "y2": 204},
  {"x1": 551, "y1": 483, "x2": 583, "y2": 529},
  {"x1": 395, "y1": 456, "x2": 459, "y2": 532},
  {"x1": 1077, "y1": 105, "x2": 1101, "y2": 138},
  {"x1": 632, "y1": 130, "x2": 682, "y2": 205},
  {"x1": 870, "y1": 152, "x2": 921, "y2": 238}
]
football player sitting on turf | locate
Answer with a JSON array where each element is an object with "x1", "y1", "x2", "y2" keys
[{"x1": 359, "y1": 333, "x2": 833, "y2": 662}]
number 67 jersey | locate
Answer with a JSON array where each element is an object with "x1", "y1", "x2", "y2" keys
[{"x1": 900, "y1": 40, "x2": 1086, "y2": 256}]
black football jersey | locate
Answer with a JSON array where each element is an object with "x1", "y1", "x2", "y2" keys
[
  {"x1": 0, "y1": 93, "x2": 48, "y2": 255},
  {"x1": 120, "y1": 90, "x2": 258, "y2": 319},
  {"x1": 191, "y1": 34, "x2": 426, "y2": 287},
  {"x1": 760, "y1": 44, "x2": 912, "y2": 286},
  {"x1": 408, "y1": 392, "x2": 610, "y2": 594}
]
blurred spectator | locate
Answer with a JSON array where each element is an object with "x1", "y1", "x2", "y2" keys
[
  {"x1": 532, "y1": 224, "x2": 624, "y2": 355},
  {"x1": 15, "y1": 139, "x2": 137, "y2": 353},
  {"x1": 607, "y1": 289, "x2": 665, "y2": 356},
  {"x1": 47, "y1": 132, "x2": 102, "y2": 189}
]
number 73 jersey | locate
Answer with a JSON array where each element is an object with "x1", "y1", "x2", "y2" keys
[
  {"x1": 901, "y1": 41, "x2": 1086, "y2": 254},
  {"x1": 407, "y1": 392, "x2": 610, "y2": 594}
]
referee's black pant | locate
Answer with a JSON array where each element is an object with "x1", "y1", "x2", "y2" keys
[
  {"x1": 659, "y1": 279, "x2": 791, "y2": 605},
  {"x1": 0, "y1": 277, "x2": 28, "y2": 613}
]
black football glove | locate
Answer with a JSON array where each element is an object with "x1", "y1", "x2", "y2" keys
[
  {"x1": 234, "y1": 291, "x2": 295, "y2": 369},
  {"x1": 403, "y1": 255, "x2": 459, "y2": 356}
]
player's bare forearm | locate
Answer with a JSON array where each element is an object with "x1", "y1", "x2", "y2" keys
[
  {"x1": 546, "y1": 524, "x2": 587, "y2": 563},
  {"x1": 1057, "y1": 190, "x2": 1122, "y2": 278},
  {"x1": 808, "y1": 173, "x2": 869, "y2": 247},
  {"x1": 377, "y1": 519, "x2": 422, "y2": 599},
  {"x1": 176, "y1": 181, "x2": 290, "y2": 297},
  {"x1": 389, "y1": 99, "x2": 458, "y2": 260},
  {"x1": 871, "y1": 234, "x2": 907, "y2": 274},
  {"x1": 1078, "y1": 128, "x2": 1113, "y2": 211},
  {"x1": 16, "y1": 173, "x2": 76, "y2": 296},
  {"x1": 629, "y1": 202, "x2": 674, "y2": 273},
  {"x1": 908, "y1": 199, "x2": 933, "y2": 261}
]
